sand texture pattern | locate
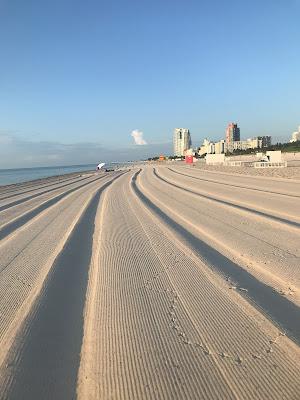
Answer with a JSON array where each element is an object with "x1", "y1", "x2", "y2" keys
[{"x1": 0, "y1": 166, "x2": 299, "y2": 399}]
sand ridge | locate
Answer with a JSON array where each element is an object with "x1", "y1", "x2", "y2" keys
[
  {"x1": 76, "y1": 167, "x2": 300, "y2": 399},
  {"x1": 0, "y1": 173, "x2": 122, "y2": 390},
  {"x1": 141, "y1": 166, "x2": 300, "y2": 306},
  {"x1": 0, "y1": 166, "x2": 299, "y2": 399}
]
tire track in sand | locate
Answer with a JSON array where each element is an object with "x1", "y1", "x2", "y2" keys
[
  {"x1": 0, "y1": 172, "x2": 85, "y2": 197},
  {"x1": 0, "y1": 174, "x2": 91, "y2": 211},
  {"x1": 167, "y1": 167, "x2": 300, "y2": 199},
  {"x1": 77, "y1": 172, "x2": 237, "y2": 400},
  {"x1": 153, "y1": 169, "x2": 300, "y2": 229},
  {"x1": 145, "y1": 166, "x2": 300, "y2": 302},
  {"x1": 132, "y1": 170, "x2": 300, "y2": 345},
  {"x1": 0, "y1": 174, "x2": 108, "y2": 242},
  {"x1": 0, "y1": 175, "x2": 123, "y2": 400},
  {"x1": 77, "y1": 170, "x2": 300, "y2": 400},
  {"x1": 131, "y1": 169, "x2": 300, "y2": 399},
  {"x1": 0, "y1": 173, "x2": 91, "y2": 201}
]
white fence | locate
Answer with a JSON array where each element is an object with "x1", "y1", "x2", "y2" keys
[
  {"x1": 254, "y1": 161, "x2": 287, "y2": 169},
  {"x1": 224, "y1": 161, "x2": 254, "y2": 167},
  {"x1": 224, "y1": 161, "x2": 242, "y2": 166}
]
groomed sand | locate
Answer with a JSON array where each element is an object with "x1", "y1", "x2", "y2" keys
[
  {"x1": 196, "y1": 163, "x2": 300, "y2": 180},
  {"x1": 0, "y1": 166, "x2": 299, "y2": 399}
]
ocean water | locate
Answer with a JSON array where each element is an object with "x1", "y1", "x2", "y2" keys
[{"x1": 0, "y1": 164, "x2": 97, "y2": 186}]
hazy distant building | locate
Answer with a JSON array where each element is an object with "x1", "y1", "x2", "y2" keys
[
  {"x1": 199, "y1": 135, "x2": 271, "y2": 155},
  {"x1": 198, "y1": 138, "x2": 214, "y2": 156},
  {"x1": 290, "y1": 126, "x2": 300, "y2": 143},
  {"x1": 173, "y1": 128, "x2": 192, "y2": 156},
  {"x1": 259, "y1": 136, "x2": 272, "y2": 147},
  {"x1": 214, "y1": 139, "x2": 226, "y2": 154},
  {"x1": 226, "y1": 136, "x2": 272, "y2": 153},
  {"x1": 226, "y1": 123, "x2": 240, "y2": 144},
  {"x1": 198, "y1": 139, "x2": 226, "y2": 156}
]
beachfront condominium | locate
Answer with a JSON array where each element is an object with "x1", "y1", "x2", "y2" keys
[
  {"x1": 226, "y1": 123, "x2": 240, "y2": 144},
  {"x1": 226, "y1": 136, "x2": 271, "y2": 152},
  {"x1": 173, "y1": 128, "x2": 192, "y2": 156}
]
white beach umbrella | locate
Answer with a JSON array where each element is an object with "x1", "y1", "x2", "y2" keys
[{"x1": 96, "y1": 163, "x2": 105, "y2": 170}]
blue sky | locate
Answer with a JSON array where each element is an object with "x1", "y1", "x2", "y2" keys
[{"x1": 0, "y1": 0, "x2": 299, "y2": 167}]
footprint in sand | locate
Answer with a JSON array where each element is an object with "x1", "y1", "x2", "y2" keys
[
  {"x1": 219, "y1": 352, "x2": 231, "y2": 359},
  {"x1": 235, "y1": 356, "x2": 243, "y2": 364},
  {"x1": 252, "y1": 354, "x2": 262, "y2": 360}
]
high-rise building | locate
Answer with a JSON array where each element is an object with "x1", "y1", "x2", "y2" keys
[
  {"x1": 258, "y1": 136, "x2": 271, "y2": 147},
  {"x1": 226, "y1": 123, "x2": 240, "y2": 144},
  {"x1": 173, "y1": 128, "x2": 192, "y2": 156}
]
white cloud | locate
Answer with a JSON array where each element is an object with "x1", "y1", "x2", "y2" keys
[{"x1": 131, "y1": 129, "x2": 147, "y2": 145}]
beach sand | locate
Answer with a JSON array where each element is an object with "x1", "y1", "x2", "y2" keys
[
  {"x1": 197, "y1": 162, "x2": 300, "y2": 180},
  {"x1": 0, "y1": 166, "x2": 299, "y2": 399}
]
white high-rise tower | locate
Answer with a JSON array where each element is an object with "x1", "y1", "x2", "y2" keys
[{"x1": 173, "y1": 128, "x2": 191, "y2": 156}]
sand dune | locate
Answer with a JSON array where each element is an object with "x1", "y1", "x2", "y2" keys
[{"x1": 0, "y1": 166, "x2": 299, "y2": 399}]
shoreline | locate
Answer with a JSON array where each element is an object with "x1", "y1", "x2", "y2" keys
[{"x1": 0, "y1": 169, "x2": 96, "y2": 190}]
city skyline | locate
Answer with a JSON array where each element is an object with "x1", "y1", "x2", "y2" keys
[
  {"x1": 0, "y1": 121, "x2": 297, "y2": 168},
  {"x1": 0, "y1": 0, "x2": 299, "y2": 167}
]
